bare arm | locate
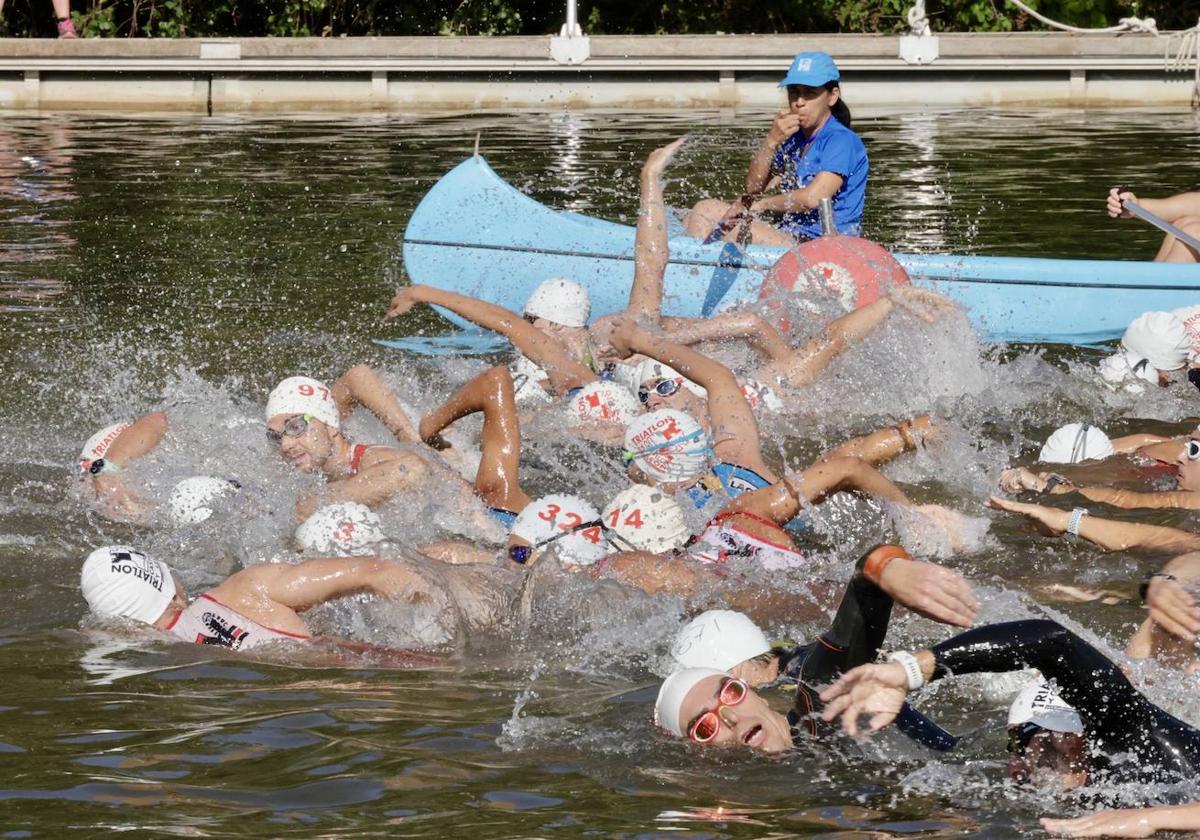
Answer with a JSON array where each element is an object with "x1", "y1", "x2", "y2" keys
[
  {"x1": 988, "y1": 497, "x2": 1200, "y2": 553},
  {"x1": 1112, "y1": 190, "x2": 1200, "y2": 224},
  {"x1": 659, "y1": 311, "x2": 794, "y2": 362},
  {"x1": 750, "y1": 171, "x2": 844, "y2": 215},
  {"x1": 625, "y1": 139, "x2": 684, "y2": 322},
  {"x1": 1042, "y1": 802, "x2": 1200, "y2": 837},
  {"x1": 619, "y1": 321, "x2": 769, "y2": 474},
  {"x1": 105, "y1": 411, "x2": 168, "y2": 465},
  {"x1": 385, "y1": 285, "x2": 594, "y2": 393},
  {"x1": 756, "y1": 295, "x2": 895, "y2": 389},
  {"x1": 331, "y1": 365, "x2": 419, "y2": 444},
  {"x1": 229, "y1": 556, "x2": 433, "y2": 612},
  {"x1": 1108, "y1": 433, "x2": 1173, "y2": 454},
  {"x1": 1065, "y1": 485, "x2": 1200, "y2": 510},
  {"x1": 744, "y1": 112, "x2": 797, "y2": 195},
  {"x1": 294, "y1": 453, "x2": 429, "y2": 522}
]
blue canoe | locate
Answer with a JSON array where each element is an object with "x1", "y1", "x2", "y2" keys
[{"x1": 401, "y1": 155, "x2": 1200, "y2": 345}]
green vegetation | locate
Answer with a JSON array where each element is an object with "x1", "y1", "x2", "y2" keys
[{"x1": 0, "y1": 0, "x2": 1189, "y2": 39}]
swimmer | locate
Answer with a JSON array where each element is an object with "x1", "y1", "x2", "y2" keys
[
  {"x1": 1042, "y1": 801, "x2": 1200, "y2": 837},
  {"x1": 820, "y1": 619, "x2": 1200, "y2": 790},
  {"x1": 75, "y1": 411, "x2": 168, "y2": 524},
  {"x1": 683, "y1": 52, "x2": 867, "y2": 246},
  {"x1": 1108, "y1": 187, "x2": 1200, "y2": 264},
  {"x1": 652, "y1": 545, "x2": 977, "y2": 753},
  {"x1": 1098, "y1": 311, "x2": 1192, "y2": 391},
  {"x1": 80, "y1": 544, "x2": 443, "y2": 652},
  {"x1": 265, "y1": 375, "x2": 494, "y2": 534}
]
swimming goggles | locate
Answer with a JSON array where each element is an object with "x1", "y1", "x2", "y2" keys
[
  {"x1": 637, "y1": 378, "x2": 682, "y2": 405},
  {"x1": 621, "y1": 427, "x2": 708, "y2": 465},
  {"x1": 508, "y1": 518, "x2": 605, "y2": 565},
  {"x1": 266, "y1": 414, "x2": 314, "y2": 446},
  {"x1": 688, "y1": 677, "x2": 748, "y2": 744},
  {"x1": 1187, "y1": 439, "x2": 1200, "y2": 461},
  {"x1": 1005, "y1": 722, "x2": 1043, "y2": 754},
  {"x1": 1069, "y1": 424, "x2": 1093, "y2": 463}
]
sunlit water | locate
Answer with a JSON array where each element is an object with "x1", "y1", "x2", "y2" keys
[{"x1": 2, "y1": 108, "x2": 1199, "y2": 836}]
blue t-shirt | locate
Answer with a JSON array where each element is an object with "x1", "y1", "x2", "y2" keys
[{"x1": 770, "y1": 116, "x2": 868, "y2": 238}]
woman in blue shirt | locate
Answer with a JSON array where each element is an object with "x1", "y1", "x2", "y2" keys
[{"x1": 684, "y1": 51, "x2": 869, "y2": 246}]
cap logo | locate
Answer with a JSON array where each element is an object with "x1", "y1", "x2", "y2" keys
[
  {"x1": 797, "y1": 58, "x2": 811, "y2": 71},
  {"x1": 110, "y1": 549, "x2": 165, "y2": 593}
]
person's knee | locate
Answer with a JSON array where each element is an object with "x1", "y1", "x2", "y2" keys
[{"x1": 683, "y1": 199, "x2": 729, "y2": 236}]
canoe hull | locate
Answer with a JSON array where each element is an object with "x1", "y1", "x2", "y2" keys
[{"x1": 403, "y1": 155, "x2": 1200, "y2": 344}]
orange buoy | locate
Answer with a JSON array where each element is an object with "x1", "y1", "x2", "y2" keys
[{"x1": 758, "y1": 236, "x2": 910, "y2": 331}]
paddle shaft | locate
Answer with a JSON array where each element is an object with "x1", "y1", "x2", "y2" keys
[{"x1": 1123, "y1": 198, "x2": 1200, "y2": 253}]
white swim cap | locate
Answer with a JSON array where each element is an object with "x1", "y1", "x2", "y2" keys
[
  {"x1": 295, "y1": 502, "x2": 385, "y2": 556},
  {"x1": 670, "y1": 610, "x2": 772, "y2": 672},
  {"x1": 78, "y1": 422, "x2": 130, "y2": 473},
  {"x1": 265, "y1": 376, "x2": 340, "y2": 429},
  {"x1": 1038, "y1": 423, "x2": 1115, "y2": 464},
  {"x1": 568, "y1": 380, "x2": 643, "y2": 427},
  {"x1": 523, "y1": 278, "x2": 590, "y2": 328},
  {"x1": 654, "y1": 667, "x2": 725, "y2": 737},
  {"x1": 623, "y1": 409, "x2": 711, "y2": 485},
  {"x1": 740, "y1": 378, "x2": 784, "y2": 413},
  {"x1": 1007, "y1": 680, "x2": 1083, "y2": 734},
  {"x1": 1172, "y1": 305, "x2": 1200, "y2": 364},
  {"x1": 602, "y1": 484, "x2": 690, "y2": 553},
  {"x1": 80, "y1": 545, "x2": 175, "y2": 625},
  {"x1": 606, "y1": 361, "x2": 644, "y2": 393},
  {"x1": 634, "y1": 359, "x2": 707, "y2": 398},
  {"x1": 167, "y1": 476, "x2": 239, "y2": 525},
  {"x1": 510, "y1": 354, "x2": 553, "y2": 405},
  {"x1": 511, "y1": 494, "x2": 607, "y2": 567},
  {"x1": 1122, "y1": 311, "x2": 1190, "y2": 372},
  {"x1": 1099, "y1": 347, "x2": 1159, "y2": 391}
]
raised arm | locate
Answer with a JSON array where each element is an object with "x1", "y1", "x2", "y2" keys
[
  {"x1": 385, "y1": 284, "x2": 594, "y2": 393},
  {"x1": 611, "y1": 319, "x2": 769, "y2": 474},
  {"x1": 745, "y1": 111, "x2": 797, "y2": 195},
  {"x1": 625, "y1": 138, "x2": 686, "y2": 322},
  {"x1": 331, "y1": 364, "x2": 419, "y2": 444}
]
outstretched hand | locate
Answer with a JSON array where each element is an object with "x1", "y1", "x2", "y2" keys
[
  {"x1": 385, "y1": 286, "x2": 424, "y2": 321},
  {"x1": 607, "y1": 317, "x2": 642, "y2": 359},
  {"x1": 1145, "y1": 573, "x2": 1200, "y2": 642},
  {"x1": 888, "y1": 285, "x2": 962, "y2": 323},
  {"x1": 878, "y1": 555, "x2": 978, "y2": 628},
  {"x1": 988, "y1": 495, "x2": 1068, "y2": 535},
  {"x1": 818, "y1": 661, "x2": 908, "y2": 737},
  {"x1": 643, "y1": 137, "x2": 687, "y2": 177},
  {"x1": 1041, "y1": 809, "x2": 1158, "y2": 838},
  {"x1": 1107, "y1": 186, "x2": 1136, "y2": 219}
]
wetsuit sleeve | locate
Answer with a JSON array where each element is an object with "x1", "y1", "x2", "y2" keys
[
  {"x1": 930, "y1": 619, "x2": 1200, "y2": 771},
  {"x1": 795, "y1": 570, "x2": 957, "y2": 750}
]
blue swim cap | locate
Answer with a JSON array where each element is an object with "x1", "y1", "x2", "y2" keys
[{"x1": 779, "y1": 51, "x2": 840, "y2": 88}]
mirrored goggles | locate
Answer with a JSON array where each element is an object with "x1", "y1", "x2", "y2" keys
[
  {"x1": 637, "y1": 378, "x2": 682, "y2": 405},
  {"x1": 266, "y1": 413, "x2": 315, "y2": 446},
  {"x1": 688, "y1": 677, "x2": 749, "y2": 744}
]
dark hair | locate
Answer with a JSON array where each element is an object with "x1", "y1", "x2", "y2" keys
[{"x1": 825, "y1": 81, "x2": 852, "y2": 128}]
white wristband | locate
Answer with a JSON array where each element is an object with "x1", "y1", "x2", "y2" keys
[
  {"x1": 886, "y1": 650, "x2": 925, "y2": 691},
  {"x1": 1067, "y1": 507, "x2": 1088, "y2": 537}
]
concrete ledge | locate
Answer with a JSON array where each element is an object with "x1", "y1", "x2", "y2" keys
[{"x1": 0, "y1": 32, "x2": 1193, "y2": 111}]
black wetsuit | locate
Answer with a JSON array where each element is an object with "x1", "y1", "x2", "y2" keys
[
  {"x1": 782, "y1": 559, "x2": 957, "y2": 751},
  {"x1": 929, "y1": 619, "x2": 1200, "y2": 783}
]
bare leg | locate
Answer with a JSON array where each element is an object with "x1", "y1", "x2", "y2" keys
[
  {"x1": 419, "y1": 365, "x2": 530, "y2": 513},
  {"x1": 1156, "y1": 215, "x2": 1200, "y2": 263},
  {"x1": 682, "y1": 198, "x2": 731, "y2": 239}
]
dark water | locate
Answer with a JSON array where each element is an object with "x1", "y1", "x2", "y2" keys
[{"x1": 1, "y1": 108, "x2": 1199, "y2": 837}]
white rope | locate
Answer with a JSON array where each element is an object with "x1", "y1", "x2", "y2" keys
[
  {"x1": 1005, "y1": 0, "x2": 1157, "y2": 34},
  {"x1": 1163, "y1": 20, "x2": 1200, "y2": 108}
]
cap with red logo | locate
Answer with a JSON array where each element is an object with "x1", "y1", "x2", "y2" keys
[
  {"x1": 569, "y1": 380, "x2": 643, "y2": 426},
  {"x1": 622, "y1": 409, "x2": 711, "y2": 485}
]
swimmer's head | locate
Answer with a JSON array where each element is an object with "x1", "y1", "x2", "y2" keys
[
  {"x1": 622, "y1": 409, "x2": 710, "y2": 489},
  {"x1": 77, "y1": 422, "x2": 130, "y2": 479},
  {"x1": 634, "y1": 359, "x2": 706, "y2": 412},
  {"x1": 1122, "y1": 311, "x2": 1190, "y2": 373},
  {"x1": 602, "y1": 484, "x2": 689, "y2": 554},
  {"x1": 1037, "y1": 423, "x2": 1114, "y2": 465},
  {"x1": 295, "y1": 502, "x2": 385, "y2": 557},
  {"x1": 1176, "y1": 433, "x2": 1200, "y2": 492},
  {"x1": 654, "y1": 667, "x2": 792, "y2": 753},
  {"x1": 508, "y1": 494, "x2": 608, "y2": 569},
  {"x1": 80, "y1": 545, "x2": 184, "y2": 627},
  {"x1": 167, "y1": 476, "x2": 240, "y2": 525},
  {"x1": 1005, "y1": 681, "x2": 1088, "y2": 789},
  {"x1": 670, "y1": 610, "x2": 781, "y2": 687},
  {"x1": 1098, "y1": 347, "x2": 1159, "y2": 392},
  {"x1": 265, "y1": 377, "x2": 341, "y2": 473},
  {"x1": 523, "y1": 278, "x2": 590, "y2": 329},
  {"x1": 568, "y1": 380, "x2": 643, "y2": 428}
]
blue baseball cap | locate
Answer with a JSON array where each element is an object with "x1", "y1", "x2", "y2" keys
[{"x1": 779, "y1": 51, "x2": 840, "y2": 88}]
